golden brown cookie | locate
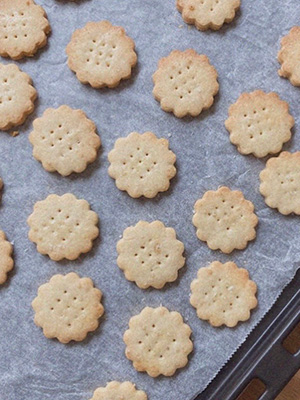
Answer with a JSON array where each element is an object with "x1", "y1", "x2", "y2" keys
[
  {"x1": 192, "y1": 186, "x2": 258, "y2": 253},
  {"x1": 225, "y1": 90, "x2": 294, "y2": 158},
  {"x1": 66, "y1": 21, "x2": 137, "y2": 88},
  {"x1": 278, "y1": 26, "x2": 300, "y2": 87},
  {"x1": 117, "y1": 221, "x2": 185, "y2": 289},
  {"x1": 177, "y1": 0, "x2": 240, "y2": 31},
  {"x1": 29, "y1": 105, "x2": 101, "y2": 176},
  {"x1": 90, "y1": 382, "x2": 147, "y2": 400},
  {"x1": 27, "y1": 193, "x2": 99, "y2": 261},
  {"x1": 190, "y1": 261, "x2": 257, "y2": 327},
  {"x1": 32, "y1": 272, "x2": 104, "y2": 343},
  {"x1": 153, "y1": 49, "x2": 219, "y2": 118},
  {"x1": 260, "y1": 151, "x2": 300, "y2": 215},
  {"x1": 0, "y1": 63, "x2": 37, "y2": 131},
  {"x1": 124, "y1": 306, "x2": 193, "y2": 377},
  {"x1": 0, "y1": 0, "x2": 50, "y2": 60},
  {"x1": 108, "y1": 131, "x2": 176, "y2": 198},
  {"x1": 0, "y1": 230, "x2": 13, "y2": 284}
]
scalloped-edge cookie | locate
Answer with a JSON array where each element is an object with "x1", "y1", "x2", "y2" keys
[
  {"x1": 0, "y1": 0, "x2": 50, "y2": 60},
  {"x1": 225, "y1": 90, "x2": 294, "y2": 158},
  {"x1": 0, "y1": 230, "x2": 13, "y2": 285},
  {"x1": 260, "y1": 151, "x2": 300, "y2": 215},
  {"x1": 123, "y1": 306, "x2": 193, "y2": 377},
  {"x1": 27, "y1": 193, "x2": 99, "y2": 261},
  {"x1": 66, "y1": 20, "x2": 137, "y2": 88},
  {"x1": 32, "y1": 272, "x2": 104, "y2": 343},
  {"x1": 278, "y1": 26, "x2": 300, "y2": 87},
  {"x1": 0, "y1": 63, "x2": 37, "y2": 131},
  {"x1": 29, "y1": 105, "x2": 101, "y2": 176},
  {"x1": 193, "y1": 186, "x2": 258, "y2": 253},
  {"x1": 153, "y1": 49, "x2": 219, "y2": 118},
  {"x1": 177, "y1": 0, "x2": 240, "y2": 31},
  {"x1": 190, "y1": 261, "x2": 257, "y2": 327},
  {"x1": 90, "y1": 381, "x2": 147, "y2": 400},
  {"x1": 117, "y1": 220, "x2": 185, "y2": 289},
  {"x1": 108, "y1": 131, "x2": 176, "y2": 198}
]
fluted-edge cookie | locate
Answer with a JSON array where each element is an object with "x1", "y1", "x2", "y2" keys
[
  {"x1": 0, "y1": 63, "x2": 37, "y2": 131},
  {"x1": 177, "y1": 0, "x2": 240, "y2": 31},
  {"x1": 225, "y1": 90, "x2": 294, "y2": 158},
  {"x1": 29, "y1": 105, "x2": 101, "y2": 176},
  {"x1": 153, "y1": 49, "x2": 219, "y2": 118},
  {"x1": 90, "y1": 381, "x2": 147, "y2": 400},
  {"x1": 66, "y1": 21, "x2": 137, "y2": 88},
  {"x1": 0, "y1": 0, "x2": 50, "y2": 60},
  {"x1": 0, "y1": 230, "x2": 13, "y2": 285},
  {"x1": 278, "y1": 26, "x2": 300, "y2": 87}
]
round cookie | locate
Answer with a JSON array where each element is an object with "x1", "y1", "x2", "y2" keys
[
  {"x1": 27, "y1": 193, "x2": 99, "y2": 261},
  {"x1": 152, "y1": 49, "x2": 219, "y2": 118},
  {"x1": 193, "y1": 186, "x2": 258, "y2": 253},
  {"x1": 190, "y1": 261, "x2": 257, "y2": 327},
  {"x1": 117, "y1": 221, "x2": 185, "y2": 289},
  {"x1": 278, "y1": 26, "x2": 300, "y2": 87},
  {"x1": 123, "y1": 306, "x2": 193, "y2": 377},
  {"x1": 177, "y1": 0, "x2": 241, "y2": 31},
  {"x1": 32, "y1": 272, "x2": 104, "y2": 343},
  {"x1": 0, "y1": 0, "x2": 50, "y2": 60},
  {"x1": 0, "y1": 230, "x2": 13, "y2": 285},
  {"x1": 29, "y1": 105, "x2": 101, "y2": 176},
  {"x1": 90, "y1": 382, "x2": 147, "y2": 400},
  {"x1": 108, "y1": 131, "x2": 176, "y2": 198},
  {"x1": 0, "y1": 63, "x2": 37, "y2": 131},
  {"x1": 225, "y1": 90, "x2": 294, "y2": 158},
  {"x1": 260, "y1": 151, "x2": 300, "y2": 215},
  {"x1": 66, "y1": 20, "x2": 137, "y2": 88}
]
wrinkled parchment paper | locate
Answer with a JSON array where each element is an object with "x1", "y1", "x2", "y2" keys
[{"x1": 0, "y1": 1, "x2": 300, "y2": 399}]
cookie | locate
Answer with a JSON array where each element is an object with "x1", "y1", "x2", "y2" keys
[
  {"x1": 66, "y1": 21, "x2": 137, "y2": 88},
  {"x1": 29, "y1": 105, "x2": 101, "y2": 176},
  {"x1": 108, "y1": 132, "x2": 176, "y2": 198},
  {"x1": 123, "y1": 306, "x2": 193, "y2": 377},
  {"x1": 192, "y1": 186, "x2": 258, "y2": 253},
  {"x1": 0, "y1": 63, "x2": 37, "y2": 131},
  {"x1": 32, "y1": 272, "x2": 104, "y2": 343},
  {"x1": 0, "y1": 0, "x2": 50, "y2": 60},
  {"x1": 117, "y1": 221, "x2": 185, "y2": 289},
  {"x1": 177, "y1": 0, "x2": 240, "y2": 31},
  {"x1": 190, "y1": 261, "x2": 257, "y2": 327},
  {"x1": 27, "y1": 193, "x2": 99, "y2": 261},
  {"x1": 0, "y1": 230, "x2": 13, "y2": 285},
  {"x1": 90, "y1": 382, "x2": 147, "y2": 400},
  {"x1": 260, "y1": 151, "x2": 300, "y2": 215},
  {"x1": 278, "y1": 26, "x2": 300, "y2": 87},
  {"x1": 225, "y1": 90, "x2": 294, "y2": 158},
  {"x1": 152, "y1": 49, "x2": 219, "y2": 118}
]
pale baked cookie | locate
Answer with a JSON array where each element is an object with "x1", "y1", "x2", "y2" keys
[
  {"x1": 66, "y1": 21, "x2": 137, "y2": 88},
  {"x1": 260, "y1": 151, "x2": 300, "y2": 215},
  {"x1": 0, "y1": 230, "x2": 13, "y2": 285},
  {"x1": 0, "y1": 0, "x2": 50, "y2": 60},
  {"x1": 27, "y1": 193, "x2": 99, "y2": 261},
  {"x1": 278, "y1": 26, "x2": 300, "y2": 87},
  {"x1": 177, "y1": 0, "x2": 240, "y2": 31},
  {"x1": 193, "y1": 186, "x2": 258, "y2": 253},
  {"x1": 29, "y1": 105, "x2": 101, "y2": 176},
  {"x1": 108, "y1": 132, "x2": 176, "y2": 198},
  {"x1": 90, "y1": 382, "x2": 147, "y2": 400},
  {"x1": 32, "y1": 272, "x2": 104, "y2": 343},
  {"x1": 225, "y1": 90, "x2": 294, "y2": 158},
  {"x1": 124, "y1": 306, "x2": 193, "y2": 377},
  {"x1": 153, "y1": 49, "x2": 219, "y2": 118},
  {"x1": 117, "y1": 221, "x2": 185, "y2": 289},
  {"x1": 190, "y1": 261, "x2": 257, "y2": 327},
  {"x1": 0, "y1": 63, "x2": 37, "y2": 131}
]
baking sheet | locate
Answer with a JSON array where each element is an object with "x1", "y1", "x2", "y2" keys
[{"x1": 0, "y1": 1, "x2": 300, "y2": 399}]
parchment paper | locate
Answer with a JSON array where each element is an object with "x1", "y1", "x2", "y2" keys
[{"x1": 0, "y1": 1, "x2": 300, "y2": 399}]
